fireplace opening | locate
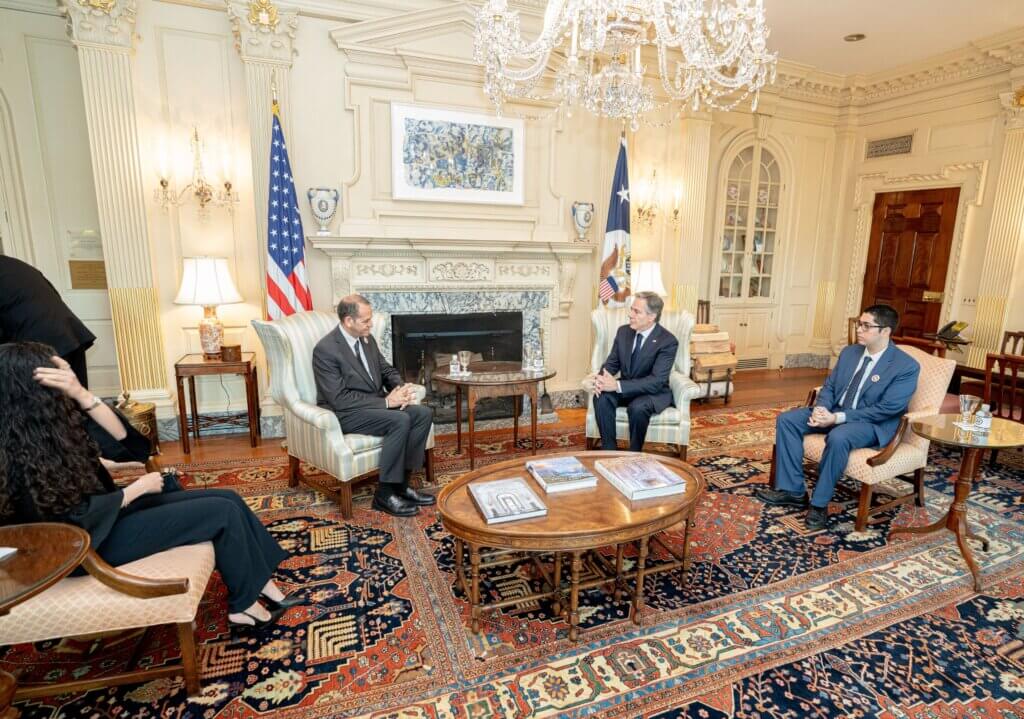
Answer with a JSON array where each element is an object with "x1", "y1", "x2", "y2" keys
[{"x1": 391, "y1": 312, "x2": 523, "y2": 423}]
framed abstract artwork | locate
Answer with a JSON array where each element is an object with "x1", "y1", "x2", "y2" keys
[{"x1": 390, "y1": 103, "x2": 524, "y2": 205}]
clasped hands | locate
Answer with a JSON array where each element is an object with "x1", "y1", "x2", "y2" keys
[
  {"x1": 592, "y1": 368, "x2": 619, "y2": 396},
  {"x1": 808, "y1": 405, "x2": 838, "y2": 428},
  {"x1": 385, "y1": 383, "x2": 417, "y2": 409}
]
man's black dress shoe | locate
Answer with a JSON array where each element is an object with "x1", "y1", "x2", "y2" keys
[
  {"x1": 372, "y1": 491, "x2": 419, "y2": 517},
  {"x1": 260, "y1": 591, "x2": 305, "y2": 611},
  {"x1": 755, "y1": 488, "x2": 809, "y2": 508},
  {"x1": 805, "y1": 506, "x2": 828, "y2": 531},
  {"x1": 399, "y1": 486, "x2": 437, "y2": 506}
]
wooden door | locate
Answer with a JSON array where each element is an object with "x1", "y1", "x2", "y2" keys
[{"x1": 861, "y1": 187, "x2": 960, "y2": 337}]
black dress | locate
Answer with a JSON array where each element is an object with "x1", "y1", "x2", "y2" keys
[{"x1": 6, "y1": 413, "x2": 287, "y2": 613}]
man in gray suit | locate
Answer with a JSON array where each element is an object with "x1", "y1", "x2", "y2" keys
[{"x1": 313, "y1": 295, "x2": 435, "y2": 517}]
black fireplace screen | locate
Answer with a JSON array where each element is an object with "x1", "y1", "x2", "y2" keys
[{"x1": 391, "y1": 312, "x2": 523, "y2": 422}]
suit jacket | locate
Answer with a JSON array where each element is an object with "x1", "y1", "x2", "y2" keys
[
  {"x1": 313, "y1": 327, "x2": 403, "y2": 414},
  {"x1": 0, "y1": 256, "x2": 95, "y2": 355},
  {"x1": 602, "y1": 323, "x2": 678, "y2": 413},
  {"x1": 816, "y1": 342, "x2": 921, "y2": 446}
]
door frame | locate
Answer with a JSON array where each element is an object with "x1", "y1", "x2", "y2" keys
[
  {"x1": 843, "y1": 162, "x2": 986, "y2": 348},
  {"x1": 0, "y1": 88, "x2": 33, "y2": 262}
]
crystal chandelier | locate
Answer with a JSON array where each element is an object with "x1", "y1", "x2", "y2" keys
[{"x1": 473, "y1": 0, "x2": 778, "y2": 129}]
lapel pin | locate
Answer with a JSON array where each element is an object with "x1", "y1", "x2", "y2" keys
[{"x1": 870, "y1": 374, "x2": 880, "y2": 382}]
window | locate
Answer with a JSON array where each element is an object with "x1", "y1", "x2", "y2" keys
[{"x1": 718, "y1": 145, "x2": 780, "y2": 300}]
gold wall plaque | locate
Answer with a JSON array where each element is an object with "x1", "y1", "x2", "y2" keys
[{"x1": 69, "y1": 260, "x2": 108, "y2": 290}]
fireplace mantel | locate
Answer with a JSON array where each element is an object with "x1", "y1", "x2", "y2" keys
[{"x1": 309, "y1": 235, "x2": 595, "y2": 319}]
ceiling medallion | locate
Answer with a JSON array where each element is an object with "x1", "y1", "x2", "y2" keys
[
  {"x1": 248, "y1": 0, "x2": 279, "y2": 29},
  {"x1": 474, "y1": 0, "x2": 777, "y2": 129}
]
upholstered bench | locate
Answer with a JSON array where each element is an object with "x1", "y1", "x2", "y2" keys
[{"x1": 0, "y1": 542, "x2": 215, "y2": 699}]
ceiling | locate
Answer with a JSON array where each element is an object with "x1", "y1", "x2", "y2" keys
[{"x1": 763, "y1": 0, "x2": 1024, "y2": 76}]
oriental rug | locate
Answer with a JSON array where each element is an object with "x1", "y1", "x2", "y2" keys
[{"x1": 5, "y1": 407, "x2": 1024, "y2": 718}]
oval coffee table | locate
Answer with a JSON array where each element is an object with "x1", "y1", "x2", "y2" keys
[
  {"x1": 432, "y1": 361, "x2": 557, "y2": 469},
  {"x1": 437, "y1": 450, "x2": 705, "y2": 640},
  {"x1": 894, "y1": 414, "x2": 1024, "y2": 591}
]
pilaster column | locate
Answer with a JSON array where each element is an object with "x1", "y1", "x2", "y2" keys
[
  {"x1": 967, "y1": 86, "x2": 1024, "y2": 367},
  {"x1": 816, "y1": 117, "x2": 857, "y2": 352},
  {"x1": 60, "y1": 0, "x2": 170, "y2": 400},
  {"x1": 671, "y1": 112, "x2": 712, "y2": 315},
  {"x1": 227, "y1": 0, "x2": 298, "y2": 318}
]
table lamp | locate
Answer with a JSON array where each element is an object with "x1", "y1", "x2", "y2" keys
[
  {"x1": 632, "y1": 260, "x2": 668, "y2": 297},
  {"x1": 174, "y1": 256, "x2": 243, "y2": 359}
]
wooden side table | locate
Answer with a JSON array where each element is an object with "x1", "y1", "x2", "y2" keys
[{"x1": 174, "y1": 353, "x2": 260, "y2": 454}]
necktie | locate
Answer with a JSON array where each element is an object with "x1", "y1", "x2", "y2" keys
[
  {"x1": 841, "y1": 356, "x2": 872, "y2": 410},
  {"x1": 630, "y1": 333, "x2": 644, "y2": 370},
  {"x1": 353, "y1": 340, "x2": 372, "y2": 380}
]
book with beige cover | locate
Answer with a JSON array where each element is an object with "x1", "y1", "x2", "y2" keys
[{"x1": 593, "y1": 457, "x2": 687, "y2": 501}]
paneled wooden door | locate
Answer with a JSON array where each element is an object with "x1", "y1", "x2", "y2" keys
[{"x1": 861, "y1": 187, "x2": 960, "y2": 337}]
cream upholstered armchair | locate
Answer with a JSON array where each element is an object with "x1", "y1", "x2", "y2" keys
[
  {"x1": 584, "y1": 307, "x2": 702, "y2": 458},
  {"x1": 769, "y1": 344, "x2": 956, "y2": 532},
  {"x1": 0, "y1": 542, "x2": 214, "y2": 698},
  {"x1": 252, "y1": 310, "x2": 435, "y2": 518}
]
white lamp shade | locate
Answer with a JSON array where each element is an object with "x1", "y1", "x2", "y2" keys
[
  {"x1": 632, "y1": 260, "x2": 667, "y2": 297},
  {"x1": 173, "y1": 257, "x2": 243, "y2": 306}
]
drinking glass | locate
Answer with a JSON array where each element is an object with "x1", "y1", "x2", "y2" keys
[
  {"x1": 533, "y1": 349, "x2": 544, "y2": 372},
  {"x1": 958, "y1": 394, "x2": 981, "y2": 426},
  {"x1": 523, "y1": 348, "x2": 536, "y2": 372},
  {"x1": 458, "y1": 350, "x2": 472, "y2": 375}
]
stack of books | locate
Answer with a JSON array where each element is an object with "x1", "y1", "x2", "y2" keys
[
  {"x1": 594, "y1": 457, "x2": 687, "y2": 501},
  {"x1": 526, "y1": 456, "x2": 597, "y2": 493},
  {"x1": 468, "y1": 477, "x2": 548, "y2": 524}
]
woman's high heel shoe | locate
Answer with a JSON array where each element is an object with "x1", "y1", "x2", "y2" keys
[
  {"x1": 260, "y1": 591, "x2": 305, "y2": 612},
  {"x1": 228, "y1": 605, "x2": 285, "y2": 634}
]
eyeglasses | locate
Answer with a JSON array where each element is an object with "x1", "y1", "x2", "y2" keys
[{"x1": 855, "y1": 322, "x2": 883, "y2": 331}]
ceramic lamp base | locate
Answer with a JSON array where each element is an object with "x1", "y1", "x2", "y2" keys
[{"x1": 198, "y1": 305, "x2": 223, "y2": 360}]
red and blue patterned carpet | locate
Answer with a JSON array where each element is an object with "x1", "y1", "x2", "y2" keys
[{"x1": 4, "y1": 406, "x2": 1024, "y2": 718}]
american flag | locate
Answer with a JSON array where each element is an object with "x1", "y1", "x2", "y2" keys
[
  {"x1": 266, "y1": 102, "x2": 312, "y2": 319},
  {"x1": 599, "y1": 136, "x2": 630, "y2": 307}
]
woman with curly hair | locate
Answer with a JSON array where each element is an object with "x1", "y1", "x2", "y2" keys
[{"x1": 0, "y1": 341, "x2": 303, "y2": 630}]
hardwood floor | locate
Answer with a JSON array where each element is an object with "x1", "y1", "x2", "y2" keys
[{"x1": 154, "y1": 367, "x2": 828, "y2": 468}]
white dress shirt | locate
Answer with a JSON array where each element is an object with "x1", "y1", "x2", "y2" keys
[
  {"x1": 835, "y1": 347, "x2": 885, "y2": 424},
  {"x1": 339, "y1": 325, "x2": 372, "y2": 378}
]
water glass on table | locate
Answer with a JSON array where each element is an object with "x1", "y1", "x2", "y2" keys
[
  {"x1": 958, "y1": 394, "x2": 981, "y2": 426},
  {"x1": 458, "y1": 350, "x2": 473, "y2": 376}
]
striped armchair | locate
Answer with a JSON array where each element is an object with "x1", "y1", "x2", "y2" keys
[
  {"x1": 252, "y1": 311, "x2": 435, "y2": 518},
  {"x1": 584, "y1": 307, "x2": 702, "y2": 458}
]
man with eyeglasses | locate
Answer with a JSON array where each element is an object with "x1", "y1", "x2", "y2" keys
[{"x1": 756, "y1": 304, "x2": 920, "y2": 531}]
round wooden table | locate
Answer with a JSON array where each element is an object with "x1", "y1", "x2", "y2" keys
[
  {"x1": 0, "y1": 523, "x2": 90, "y2": 719},
  {"x1": 432, "y1": 361, "x2": 557, "y2": 469},
  {"x1": 437, "y1": 450, "x2": 705, "y2": 640},
  {"x1": 893, "y1": 415, "x2": 1024, "y2": 591}
]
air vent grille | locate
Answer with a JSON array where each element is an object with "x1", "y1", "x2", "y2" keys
[
  {"x1": 736, "y1": 357, "x2": 769, "y2": 370},
  {"x1": 865, "y1": 134, "x2": 913, "y2": 159}
]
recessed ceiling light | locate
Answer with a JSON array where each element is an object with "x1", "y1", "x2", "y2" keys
[{"x1": 844, "y1": 33, "x2": 866, "y2": 42}]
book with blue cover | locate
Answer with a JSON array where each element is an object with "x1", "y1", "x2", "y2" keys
[{"x1": 525, "y1": 456, "x2": 597, "y2": 493}]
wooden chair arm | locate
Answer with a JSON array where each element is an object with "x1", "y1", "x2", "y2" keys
[
  {"x1": 81, "y1": 550, "x2": 190, "y2": 599},
  {"x1": 865, "y1": 416, "x2": 909, "y2": 467},
  {"x1": 804, "y1": 387, "x2": 820, "y2": 407}
]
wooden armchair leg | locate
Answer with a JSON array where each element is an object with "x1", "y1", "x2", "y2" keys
[
  {"x1": 677, "y1": 444, "x2": 687, "y2": 461},
  {"x1": 425, "y1": 448, "x2": 435, "y2": 486},
  {"x1": 855, "y1": 484, "x2": 873, "y2": 533},
  {"x1": 586, "y1": 437, "x2": 598, "y2": 451},
  {"x1": 768, "y1": 445, "x2": 777, "y2": 488},
  {"x1": 176, "y1": 621, "x2": 200, "y2": 696},
  {"x1": 288, "y1": 455, "x2": 300, "y2": 488},
  {"x1": 339, "y1": 482, "x2": 353, "y2": 519},
  {"x1": 914, "y1": 468, "x2": 925, "y2": 507},
  {"x1": 989, "y1": 450, "x2": 999, "y2": 468}
]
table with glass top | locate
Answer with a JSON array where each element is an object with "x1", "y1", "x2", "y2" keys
[
  {"x1": 894, "y1": 415, "x2": 1024, "y2": 591},
  {"x1": 432, "y1": 361, "x2": 557, "y2": 470}
]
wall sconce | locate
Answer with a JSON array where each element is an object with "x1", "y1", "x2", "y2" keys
[
  {"x1": 634, "y1": 169, "x2": 660, "y2": 227},
  {"x1": 154, "y1": 128, "x2": 239, "y2": 217}
]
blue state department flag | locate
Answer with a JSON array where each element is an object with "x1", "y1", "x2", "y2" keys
[
  {"x1": 599, "y1": 137, "x2": 631, "y2": 307},
  {"x1": 266, "y1": 102, "x2": 312, "y2": 319}
]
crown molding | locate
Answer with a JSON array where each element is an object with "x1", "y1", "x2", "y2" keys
[
  {"x1": 330, "y1": 3, "x2": 473, "y2": 50},
  {"x1": 0, "y1": 0, "x2": 62, "y2": 16}
]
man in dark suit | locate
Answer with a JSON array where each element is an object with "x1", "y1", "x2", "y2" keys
[
  {"x1": 757, "y1": 304, "x2": 921, "y2": 530},
  {"x1": 312, "y1": 294, "x2": 434, "y2": 517},
  {"x1": 593, "y1": 291, "x2": 679, "y2": 452},
  {"x1": 0, "y1": 255, "x2": 96, "y2": 387}
]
